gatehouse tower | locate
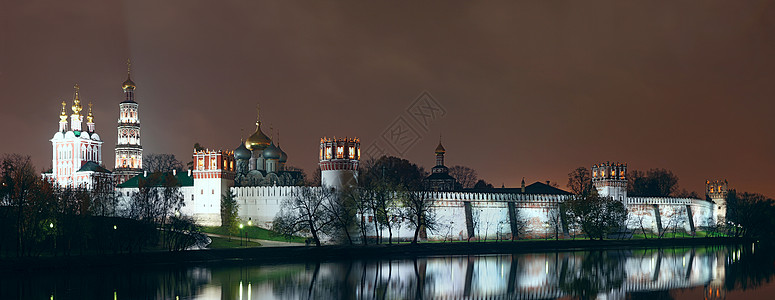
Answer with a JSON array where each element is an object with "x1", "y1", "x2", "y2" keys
[
  {"x1": 592, "y1": 162, "x2": 627, "y2": 202},
  {"x1": 319, "y1": 137, "x2": 360, "y2": 189}
]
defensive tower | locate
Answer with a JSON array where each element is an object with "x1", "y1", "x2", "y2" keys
[
  {"x1": 592, "y1": 162, "x2": 627, "y2": 201},
  {"x1": 319, "y1": 137, "x2": 360, "y2": 189},
  {"x1": 706, "y1": 179, "x2": 728, "y2": 224}
]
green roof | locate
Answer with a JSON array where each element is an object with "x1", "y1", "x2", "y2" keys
[
  {"x1": 117, "y1": 171, "x2": 193, "y2": 188},
  {"x1": 78, "y1": 161, "x2": 112, "y2": 173}
]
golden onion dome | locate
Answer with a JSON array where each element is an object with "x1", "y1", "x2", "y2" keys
[
  {"x1": 245, "y1": 122, "x2": 271, "y2": 151},
  {"x1": 123, "y1": 59, "x2": 136, "y2": 89}
]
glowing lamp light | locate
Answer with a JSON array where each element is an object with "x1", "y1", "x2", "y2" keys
[
  {"x1": 239, "y1": 224, "x2": 244, "y2": 229},
  {"x1": 113, "y1": 225, "x2": 117, "y2": 230},
  {"x1": 49, "y1": 223, "x2": 54, "y2": 228},
  {"x1": 248, "y1": 220, "x2": 252, "y2": 226}
]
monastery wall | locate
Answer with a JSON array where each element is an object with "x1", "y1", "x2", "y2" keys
[{"x1": 229, "y1": 187, "x2": 717, "y2": 241}]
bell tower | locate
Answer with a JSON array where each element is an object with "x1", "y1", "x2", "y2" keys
[{"x1": 114, "y1": 60, "x2": 143, "y2": 185}]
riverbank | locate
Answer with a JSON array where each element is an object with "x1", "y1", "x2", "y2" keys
[{"x1": 0, "y1": 237, "x2": 754, "y2": 271}]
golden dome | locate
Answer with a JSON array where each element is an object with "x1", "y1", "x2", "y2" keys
[
  {"x1": 245, "y1": 123, "x2": 271, "y2": 151},
  {"x1": 86, "y1": 102, "x2": 94, "y2": 123},
  {"x1": 123, "y1": 59, "x2": 136, "y2": 89},
  {"x1": 71, "y1": 84, "x2": 82, "y2": 116},
  {"x1": 245, "y1": 104, "x2": 272, "y2": 150},
  {"x1": 59, "y1": 101, "x2": 68, "y2": 122}
]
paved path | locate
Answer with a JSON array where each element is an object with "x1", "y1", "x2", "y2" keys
[{"x1": 203, "y1": 232, "x2": 303, "y2": 247}]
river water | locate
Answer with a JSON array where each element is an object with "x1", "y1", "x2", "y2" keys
[{"x1": 2, "y1": 243, "x2": 773, "y2": 299}]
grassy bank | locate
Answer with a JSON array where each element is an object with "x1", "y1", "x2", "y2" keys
[{"x1": 201, "y1": 226, "x2": 305, "y2": 243}]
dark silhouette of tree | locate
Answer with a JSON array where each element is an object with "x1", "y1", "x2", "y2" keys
[
  {"x1": 726, "y1": 189, "x2": 775, "y2": 239},
  {"x1": 128, "y1": 172, "x2": 184, "y2": 226},
  {"x1": 403, "y1": 190, "x2": 438, "y2": 243},
  {"x1": 220, "y1": 191, "x2": 239, "y2": 237},
  {"x1": 567, "y1": 166, "x2": 593, "y2": 196},
  {"x1": 473, "y1": 179, "x2": 494, "y2": 189},
  {"x1": 359, "y1": 156, "x2": 426, "y2": 244},
  {"x1": 324, "y1": 188, "x2": 358, "y2": 245},
  {"x1": 448, "y1": 165, "x2": 478, "y2": 189},
  {"x1": 273, "y1": 187, "x2": 334, "y2": 246},
  {"x1": 627, "y1": 168, "x2": 679, "y2": 197},
  {"x1": 564, "y1": 191, "x2": 628, "y2": 240},
  {"x1": 143, "y1": 153, "x2": 184, "y2": 173}
]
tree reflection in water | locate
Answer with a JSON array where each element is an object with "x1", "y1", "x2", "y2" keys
[{"x1": 2, "y1": 244, "x2": 775, "y2": 299}]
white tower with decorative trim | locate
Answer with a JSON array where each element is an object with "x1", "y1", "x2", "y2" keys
[
  {"x1": 114, "y1": 60, "x2": 143, "y2": 185},
  {"x1": 319, "y1": 137, "x2": 360, "y2": 189}
]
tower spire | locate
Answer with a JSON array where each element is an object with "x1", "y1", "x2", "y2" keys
[
  {"x1": 59, "y1": 101, "x2": 68, "y2": 132},
  {"x1": 86, "y1": 102, "x2": 95, "y2": 132},
  {"x1": 256, "y1": 104, "x2": 261, "y2": 126},
  {"x1": 70, "y1": 84, "x2": 83, "y2": 131},
  {"x1": 71, "y1": 84, "x2": 82, "y2": 115},
  {"x1": 122, "y1": 59, "x2": 136, "y2": 93}
]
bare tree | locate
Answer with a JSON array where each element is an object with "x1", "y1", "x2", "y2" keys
[
  {"x1": 273, "y1": 187, "x2": 334, "y2": 246},
  {"x1": 567, "y1": 166, "x2": 593, "y2": 196},
  {"x1": 143, "y1": 153, "x2": 184, "y2": 173},
  {"x1": 403, "y1": 190, "x2": 438, "y2": 243},
  {"x1": 324, "y1": 188, "x2": 358, "y2": 245},
  {"x1": 448, "y1": 166, "x2": 478, "y2": 189},
  {"x1": 546, "y1": 206, "x2": 563, "y2": 240},
  {"x1": 128, "y1": 173, "x2": 184, "y2": 226}
]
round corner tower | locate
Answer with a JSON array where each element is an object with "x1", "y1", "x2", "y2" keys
[
  {"x1": 592, "y1": 162, "x2": 627, "y2": 202},
  {"x1": 319, "y1": 137, "x2": 359, "y2": 189},
  {"x1": 706, "y1": 179, "x2": 728, "y2": 224}
]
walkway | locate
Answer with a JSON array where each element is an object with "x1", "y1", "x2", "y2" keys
[{"x1": 203, "y1": 232, "x2": 303, "y2": 247}]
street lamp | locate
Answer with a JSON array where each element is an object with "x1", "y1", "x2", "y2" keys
[
  {"x1": 247, "y1": 218, "x2": 252, "y2": 244},
  {"x1": 239, "y1": 223, "x2": 244, "y2": 246}
]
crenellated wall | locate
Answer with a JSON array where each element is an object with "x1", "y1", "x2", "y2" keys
[{"x1": 230, "y1": 186, "x2": 717, "y2": 241}]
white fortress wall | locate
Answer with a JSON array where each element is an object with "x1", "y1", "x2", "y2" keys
[{"x1": 226, "y1": 186, "x2": 715, "y2": 239}]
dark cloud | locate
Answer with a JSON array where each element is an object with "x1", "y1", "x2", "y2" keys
[{"x1": 1, "y1": 1, "x2": 774, "y2": 197}]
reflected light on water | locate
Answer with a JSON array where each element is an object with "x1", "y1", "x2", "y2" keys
[{"x1": 3, "y1": 244, "x2": 775, "y2": 299}]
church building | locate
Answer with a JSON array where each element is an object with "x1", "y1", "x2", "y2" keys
[{"x1": 44, "y1": 84, "x2": 110, "y2": 189}]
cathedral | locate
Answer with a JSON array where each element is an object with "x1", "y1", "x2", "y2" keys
[{"x1": 232, "y1": 106, "x2": 303, "y2": 187}]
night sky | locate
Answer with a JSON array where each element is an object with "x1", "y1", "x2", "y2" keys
[{"x1": 2, "y1": 1, "x2": 774, "y2": 197}]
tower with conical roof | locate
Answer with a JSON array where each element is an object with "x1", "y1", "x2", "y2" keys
[
  {"x1": 114, "y1": 60, "x2": 143, "y2": 185},
  {"x1": 424, "y1": 140, "x2": 456, "y2": 191}
]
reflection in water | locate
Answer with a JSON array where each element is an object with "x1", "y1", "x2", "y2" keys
[{"x1": 1, "y1": 243, "x2": 772, "y2": 299}]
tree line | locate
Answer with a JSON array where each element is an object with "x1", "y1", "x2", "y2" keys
[{"x1": 0, "y1": 154, "x2": 200, "y2": 257}]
